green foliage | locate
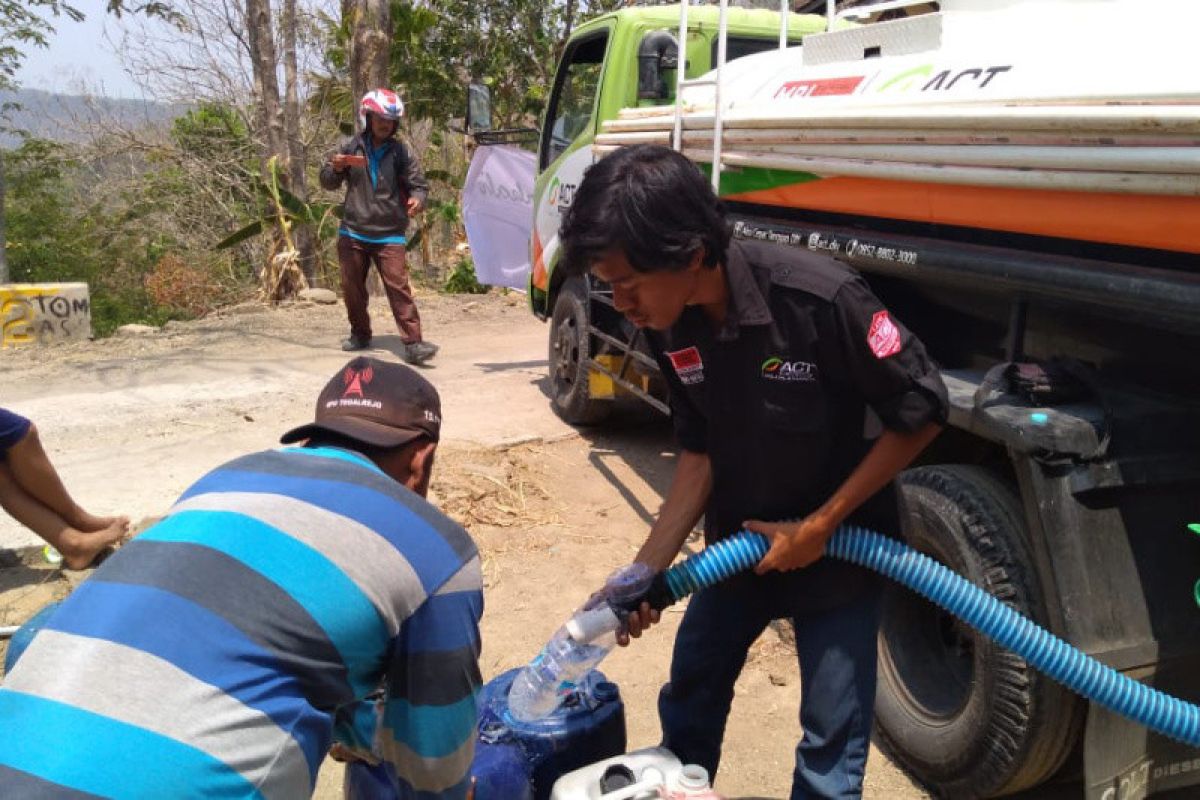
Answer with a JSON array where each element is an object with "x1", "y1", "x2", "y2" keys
[
  {"x1": 443, "y1": 256, "x2": 487, "y2": 295},
  {"x1": 4, "y1": 136, "x2": 247, "y2": 336},
  {"x1": 214, "y1": 220, "x2": 264, "y2": 251},
  {"x1": 4, "y1": 138, "x2": 81, "y2": 280},
  {"x1": 215, "y1": 156, "x2": 341, "y2": 251},
  {"x1": 171, "y1": 103, "x2": 251, "y2": 160},
  {"x1": 103, "y1": 1, "x2": 180, "y2": 22},
  {"x1": 426, "y1": 197, "x2": 461, "y2": 225},
  {"x1": 314, "y1": 0, "x2": 623, "y2": 134},
  {"x1": 442, "y1": 0, "x2": 624, "y2": 129}
]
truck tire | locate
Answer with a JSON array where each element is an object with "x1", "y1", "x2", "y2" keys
[
  {"x1": 876, "y1": 465, "x2": 1083, "y2": 798},
  {"x1": 548, "y1": 277, "x2": 611, "y2": 425}
]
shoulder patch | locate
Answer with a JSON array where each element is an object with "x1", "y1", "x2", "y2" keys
[{"x1": 868, "y1": 310, "x2": 903, "y2": 359}]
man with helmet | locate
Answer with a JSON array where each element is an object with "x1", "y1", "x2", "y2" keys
[{"x1": 321, "y1": 88, "x2": 438, "y2": 365}]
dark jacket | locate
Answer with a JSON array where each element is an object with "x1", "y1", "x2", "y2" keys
[
  {"x1": 647, "y1": 237, "x2": 949, "y2": 542},
  {"x1": 319, "y1": 133, "x2": 429, "y2": 240}
]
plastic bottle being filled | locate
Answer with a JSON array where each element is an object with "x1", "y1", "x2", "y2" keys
[{"x1": 507, "y1": 563, "x2": 655, "y2": 722}]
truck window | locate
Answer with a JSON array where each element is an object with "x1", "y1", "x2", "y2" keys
[
  {"x1": 717, "y1": 36, "x2": 793, "y2": 64},
  {"x1": 540, "y1": 31, "x2": 609, "y2": 171}
]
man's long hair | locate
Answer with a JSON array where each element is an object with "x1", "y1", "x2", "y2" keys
[{"x1": 559, "y1": 145, "x2": 730, "y2": 276}]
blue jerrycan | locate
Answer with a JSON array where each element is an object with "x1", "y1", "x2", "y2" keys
[{"x1": 345, "y1": 668, "x2": 626, "y2": 800}]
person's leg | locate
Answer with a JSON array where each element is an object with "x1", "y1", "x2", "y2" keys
[
  {"x1": 659, "y1": 575, "x2": 774, "y2": 779},
  {"x1": 375, "y1": 245, "x2": 424, "y2": 344},
  {"x1": 0, "y1": 463, "x2": 127, "y2": 570},
  {"x1": 5, "y1": 422, "x2": 123, "y2": 534},
  {"x1": 789, "y1": 579, "x2": 883, "y2": 800},
  {"x1": 338, "y1": 236, "x2": 373, "y2": 344}
]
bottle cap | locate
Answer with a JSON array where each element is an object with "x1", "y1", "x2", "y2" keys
[
  {"x1": 565, "y1": 604, "x2": 621, "y2": 643},
  {"x1": 593, "y1": 681, "x2": 619, "y2": 703},
  {"x1": 678, "y1": 764, "x2": 711, "y2": 790}
]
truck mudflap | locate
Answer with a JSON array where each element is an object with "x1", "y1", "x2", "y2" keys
[{"x1": 1086, "y1": 654, "x2": 1200, "y2": 800}]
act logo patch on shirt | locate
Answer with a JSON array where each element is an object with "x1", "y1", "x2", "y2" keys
[
  {"x1": 868, "y1": 310, "x2": 902, "y2": 359},
  {"x1": 666, "y1": 346, "x2": 705, "y2": 385},
  {"x1": 761, "y1": 357, "x2": 818, "y2": 382}
]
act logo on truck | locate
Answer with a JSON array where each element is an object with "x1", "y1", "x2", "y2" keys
[
  {"x1": 876, "y1": 63, "x2": 1012, "y2": 94},
  {"x1": 548, "y1": 177, "x2": 578, "y2": 213}
]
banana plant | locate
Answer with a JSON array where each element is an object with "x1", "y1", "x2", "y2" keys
[{"x1": 215, "y1": 156, "x2": 341, "y2": 302}]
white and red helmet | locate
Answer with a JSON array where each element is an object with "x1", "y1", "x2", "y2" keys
[{"x1": 359, "y1": 88, "x2": 404, "y2": 130}]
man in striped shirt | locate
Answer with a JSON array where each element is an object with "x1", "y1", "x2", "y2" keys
[{"x1": 0, "y1": 357, "x2": 483, "y2": 799}]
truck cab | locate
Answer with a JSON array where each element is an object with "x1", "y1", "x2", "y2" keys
[{"x1": 528, "y1": 5, "x2": 826, "y2": 422}]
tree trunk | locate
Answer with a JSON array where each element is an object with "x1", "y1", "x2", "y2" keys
[
  {"x1": 0, "y1": 157, "x2": 8, "y2": 284},
  {"x1": 245, "y1": 0, "x2": 287, "y2": 170},
  {"x1": 343, "y1": 0, "x2": 393, "y2": 113},
  {"x1": 246, "y1": 0, "x2": 304, "y2": 301},
  {"x1": 564, "y1": 0, "x2": 577, "y2": 43},
  {"x1": 281, "y1": 0, "x2": 316, "y2": 284}
]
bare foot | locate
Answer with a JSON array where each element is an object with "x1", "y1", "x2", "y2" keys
[
  {"x1": 69, "y1": 509, "x2": 124, "y2": 534},
  {"x1": 58, "y1": 517, "x2": 131, "y2": 570}
]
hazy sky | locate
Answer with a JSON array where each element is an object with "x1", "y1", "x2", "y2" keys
[{"x1": 16, "y1": 1, "x2": 146, "y2": 99}]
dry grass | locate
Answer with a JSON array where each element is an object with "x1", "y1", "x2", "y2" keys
[
  {"x1": 427, "y1": 442, "x2": 568, "y2": 591},
  {"x1": 432, "y1": 442, "x2": 561, "y2": 532}
]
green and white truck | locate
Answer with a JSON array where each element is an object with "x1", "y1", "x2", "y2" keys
[{"x1": 473, "y1": 1, "x2": 1200, "y2": 796}]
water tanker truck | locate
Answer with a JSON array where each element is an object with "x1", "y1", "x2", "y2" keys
[{"x1": 473, "y1": 1, "x2": 1200, "y2": 796}]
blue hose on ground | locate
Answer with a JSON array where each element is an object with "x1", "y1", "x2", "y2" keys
[{"x1": 658, "y1": 526, "x2": 1200, "y2": 748}]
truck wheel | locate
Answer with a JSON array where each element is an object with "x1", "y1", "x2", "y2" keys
[
  {"x1": 876, "y1": 465, "x2": 1083, "y2": 798},
  {"x1": 548, "y1": 277, "x2": 611, "y2": 425}
]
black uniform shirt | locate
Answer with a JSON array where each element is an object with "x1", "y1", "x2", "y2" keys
[{"x1": 647, "y1": 237, "x2": 949, "y2": 547}]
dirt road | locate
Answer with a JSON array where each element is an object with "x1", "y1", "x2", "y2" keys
[{"x1": 0, "y1": 290, "x2": 930, "y2": 799}]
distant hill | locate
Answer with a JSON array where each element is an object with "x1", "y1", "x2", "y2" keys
[{"x1": 0, "y1": 88, "x2": 187, "y2": 147}]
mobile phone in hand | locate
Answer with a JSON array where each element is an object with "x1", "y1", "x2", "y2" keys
[{"x1": 343, "y1": 154, "x2": 367, "y2": 167}]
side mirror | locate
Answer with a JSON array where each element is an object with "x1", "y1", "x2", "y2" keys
[{"x1": 467, "y1": 82, "x2": 492, "y2": 133}]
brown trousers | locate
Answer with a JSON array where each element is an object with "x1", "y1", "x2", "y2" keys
[{"x1": 337, "y1": 237, "x2": 423, "y2": 343}]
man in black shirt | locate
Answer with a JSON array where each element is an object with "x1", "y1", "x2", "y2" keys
[{"x1": 558, "y1": 145, "x2": 948, "y2": 799}]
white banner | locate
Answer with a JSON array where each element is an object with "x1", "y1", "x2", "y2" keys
[{"x1": 462, "y1": 145, "x2": 536, "y2": 291}]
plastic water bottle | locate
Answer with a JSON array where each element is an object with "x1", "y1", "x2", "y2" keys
[
  {"x1": 508, "y1": 563, "x2": 654, "y2": 722},
  {"x1": 506, "y1": 626, "x2": 615, "y2": 721}
]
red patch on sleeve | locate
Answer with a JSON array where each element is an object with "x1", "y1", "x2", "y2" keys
[{"x1": 867, "y1": 310, "x2": 902, "y2": 359}]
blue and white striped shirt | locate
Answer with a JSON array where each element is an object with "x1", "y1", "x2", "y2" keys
[{"x1": 0, "y1": 446, "x2": 482, "y2": 798}]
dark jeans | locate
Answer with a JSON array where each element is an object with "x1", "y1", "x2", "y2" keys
[
  {"x1": 337, "y1": 237, "x2": 423, "y2": 343},
  {"x1": 658, "y1": 560, "x2": 883, "y2": 799}
]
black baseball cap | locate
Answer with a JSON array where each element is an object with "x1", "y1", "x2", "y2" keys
[{"x1": 280, "y1": 357, "x2": 441, "y2": 448}]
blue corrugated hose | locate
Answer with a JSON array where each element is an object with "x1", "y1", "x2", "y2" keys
[{"x1": 662, "y1": 526, "x2": 1200, "y2": 748}]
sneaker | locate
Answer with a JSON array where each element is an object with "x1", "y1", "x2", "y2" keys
[
  {"x1": 403, "y1": 341, "x2": 438, "y2": 365},
  {"x1": 341, "y1": 335, "x2": 371, "y2": 352}
]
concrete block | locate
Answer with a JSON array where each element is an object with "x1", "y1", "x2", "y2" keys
[
  {"x1": 116, "y1": 324, "x2": 159, "y2": 336},
  {"x1": 1, "y1": 283, "x2": 92, "y2": 347},
  {"x1": 299, "y1": 287, "x2": 338, "y2": 304}
]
